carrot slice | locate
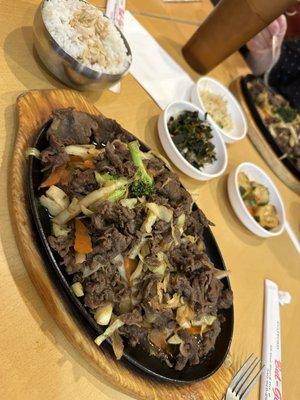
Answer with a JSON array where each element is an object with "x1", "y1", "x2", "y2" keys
[
  {"x1": 74, "y1": 219, "x2": 92, "y2": 254},
  {"x1": 186, "y1": 325, "x2": 203, "y2": 335},
  {"x1": 40, "y1": 166, "x2": 64, "y2": 188},
  {"x1": 83, "y1": 159, "x2": 95, "y2": 169},
  {"x1": 69, "y1": 157, "x2": 95, "y2": 170},
  {"x1": 124, "y1": 257, "x2": 138, "y2": 282},
  {"x1": 60, "y1": 169, "x2": 71, "y2": 186},
  {"x1": 69, "y1": 155, "x2": 83, "y2": 163}
]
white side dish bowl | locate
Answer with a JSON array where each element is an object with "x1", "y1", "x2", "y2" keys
[
  {"x1": 191, "y1": 77, "x2": 247, "y2": 144},
  {"x1": 227, "y1": 162, "x2": 286, "y2": 238},
  {"x1": 158, "y1": 101, "x2": 228, "y2": 181}
]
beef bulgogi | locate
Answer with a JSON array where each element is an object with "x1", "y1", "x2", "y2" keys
[{"x1": 35, "y1": 108, "x2": 232, "y2": 370}]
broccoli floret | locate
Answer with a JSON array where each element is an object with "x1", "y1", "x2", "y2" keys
[
  {"x1": 128, "y1": 140, "x2": 155, "y2": 197},
  {"x1": 275, "y1": 107, "x2": 297, "y2": 123},
  {"x1": 108, "y1": 187, "x2": 127, "y2": 202}
]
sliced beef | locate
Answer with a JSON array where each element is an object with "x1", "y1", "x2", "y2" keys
[
  {"x1": 92, "y1": 226, "x2": 133, "y2": 262},
  {"x1": 38, "y1": 109, "x2": 233, "y2": 371},
  {"x1": 93, "y1": 116, "x2": 134, "y2": 145},
  {"x1": 67, "y1": 168, "x2": 98, "y2": 197},
  {"x1": 185, "y1": 209, "x2": 213, "y2": 239},
  {"x1": 145, "y1": 157, "x2": 166, "y2": 177},
  {"x1": 218, "y1": 289, "x2": 233, "y2": 309},
  {"x1": 48, "y1": 234, "x2": 73, "y2": 258},
  {"x1": 62, "y1": 253, "x2": 82, "y2": 275},
  {"x1": 174, "y1": 275, "x2": 193, "y2": 298},
  {"x1": 168, "y1": 241, "x2": 211, "y2": 273},
  {"x1": 139, "y1": 273, "x2": 160, "y2": 302},
  {"x1": 96, "y1": 141, "x2": 136, "y2": 178},
  {"x1": 40, "y1": 145, "x2": 69, "y2": 170},
  {"x1": 119, "y1": 325, "x2": 148, "y2": 348},
  {"x1": 152, "y1": 308, "x2": 174, "y2": 329},
  {"x1": 158, "y1": 178, "x2": 182, "y2": 202},
  {"x1": 153, "y1": 220, "x2": 170, "y2": 235},
  {"x1": 48, "y1": 108, "x2": 97, "y2": 146},
  {"x1": 91, "y1": 201, "x2": 142, "y2": 236},
  {"x1": 201, "y1": 319, "x2": 221, "y2": 355},
  {"x1": 83, "y1": 264, "x2": 130, "y2": 309},
  {"x1": 120, "y1": 307, "x2": 143, "y2": 326}
]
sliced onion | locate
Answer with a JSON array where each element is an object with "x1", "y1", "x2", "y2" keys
[
  {"x1": 71, "y1": 282, "x2": 84, "y2": 297},
  {"x1": 51, "y1": 222, "x2": 71, "y2": 237},
  {"x1": 167, "y1": 333, "x2": 183, "y2": 345},
  {"x1": 65, "y1": 144, "x2": 102, "y2": 159},
  {"x1": 191, "y1": 315, "x2": 216, "y2": 326},
  {"x1": 146, "y1": 203, "x2": 173, "y2": 223},
  {"x1": 120, "y1": 198, "x2": 138, "y2": 209},
  {"x1": 166, "y1": 293, "x2": 181, "y2": 309},
  {"x1": 177, "y1": 213, "x2": 185, "y2": 234},
  {"x1": 80, "y1": 205, "x2": 94, "y2": 216},
  {"x1": 46, "y1": 186, "x2": 69, "y2": 209},
  {"x1": 82, "y1": 261, "x2": 104, "y2": 278},
  {"x1": 130, "y1": 260, "x2": 144, "y2": 281},
  {"x1": 94, "y1": 303, "x2": 113, "y2": 325},
  {"x1": 94, "y1": 319, "x2": 124, "y2": 346},
  {"x1": 54, "y1": 179, "x2": 128, "y2": 225},
  {"x1": 176, "y1": 305, "x2": 195, "y2": 328},
  {"x1": 111, "y1": 331, "x2": 124, "y2": 360},
  {"x1": 213, "y1": 268, "x2": 230, "y2": 280},
  {"x1": 26, "y1": 147, "x2": 40, "y2": 159},
  {"x1": 40, "y1": 196, "x2": 64, "y2": 216},
  {"x1": 75, "y1": 252, "x2": 86, "y2": 264},
  {"x1": 142, "y1": 211, "x2": 157, "y2": 234},
  {"x1": 113, "y1": 255, "x2": 127, "y2": 281}
]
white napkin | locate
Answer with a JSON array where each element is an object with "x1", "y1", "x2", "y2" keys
[{"x1": 123, "y1": 11, "x2": 194, "y2": 109}]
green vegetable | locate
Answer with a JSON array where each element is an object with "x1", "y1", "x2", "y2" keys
[
  {"x1": 128, "y1": 140, "x2": 155, "y2": 197},
  {"x1": 108, "y1": 187, "x2": 127, "y2": 202},
  {"x1": 275, "y1": 107, "x2": 297, "y2": 123},
  {"x1": 167, "y1": 111, "x2": 216, "y2": 169},
  {"x1": 238, "y1": 172, "x2": 252, "y2": 198},
  {"x1": 239, "y1": 186, "x2": 246, "y2": 197},
  {"x1": 95, "y1": 171, "x2": 117, "y2": 186}
]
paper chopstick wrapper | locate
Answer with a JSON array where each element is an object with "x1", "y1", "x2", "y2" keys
[
  {"x1": 105, "y1": 0, "x2": 126, "y2": 93},
  {"x1": 260, "y1": 280, "x2": 282, "y2": 400},
  {"x1": 106, "y1": 0, "x2": 126, "y2": 31},
  {"x1": 123, "y1": 11, "x2": 194, "y2": 109}
]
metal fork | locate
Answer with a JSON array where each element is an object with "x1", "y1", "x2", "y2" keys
[{"x1": 225, "y1": 354, "x2": 265, "y2": 400}]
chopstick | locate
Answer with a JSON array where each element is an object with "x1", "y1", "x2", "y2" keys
[
  {"x1": 130, "y1": 10, "x2": 202, "y2": 26},
  {"x1": 285, "y1": 221, "x2": 300, "y2": 254}
]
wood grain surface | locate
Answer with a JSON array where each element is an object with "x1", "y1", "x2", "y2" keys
[
  {"x1": 9, "y1": 89, "x2": 235, "y2": 400},
  {"x1": 230, "y1": 78, "x2": 300, "y2": 195}
]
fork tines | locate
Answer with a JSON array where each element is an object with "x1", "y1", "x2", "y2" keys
[{"x1": 227, "y1": 354, "x2": 265, "y2": 400}]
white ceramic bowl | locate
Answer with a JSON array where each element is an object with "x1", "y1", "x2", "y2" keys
[
  {"x1": 227, "y1": 162, "x2": 286, "y2": 238},
  {"x1": 158, "y1": 101, "x2": 228, "y2": 181},
  {"x1": 191, "y1": 77, "x2": 247, "y2": 144}
]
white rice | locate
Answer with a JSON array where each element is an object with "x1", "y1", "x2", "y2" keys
[{"x1": 42, "y1": 0, "x2": 131, "y2": 74}]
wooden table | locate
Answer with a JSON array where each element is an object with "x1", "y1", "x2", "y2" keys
[{"x1": 0, "y1": 1, "x2": 299, "y2": 399}]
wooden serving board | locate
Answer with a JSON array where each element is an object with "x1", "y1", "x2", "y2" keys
[
  {"x1": 230, "y1": 78, "x2": 300, "y2": 195},
  {"x1": 9, "y1": 89, "x2": 235, "y2": 400}
]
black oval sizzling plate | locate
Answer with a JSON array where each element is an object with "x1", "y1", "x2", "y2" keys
[
  {"x1": 27, "y1": 119, "x2": 234, "y2": 383},
  {"x1": 241, "y1": 74, "x2": 300, "y2": 180}
]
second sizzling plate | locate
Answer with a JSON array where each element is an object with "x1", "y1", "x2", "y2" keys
[{"x1": 241, "y1": 75, "x2": 300, "y2": 180}]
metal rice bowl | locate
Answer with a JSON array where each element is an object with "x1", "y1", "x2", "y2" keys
[{"x1": 33, "y1": 1, "x2": 132, "y2": 91}]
